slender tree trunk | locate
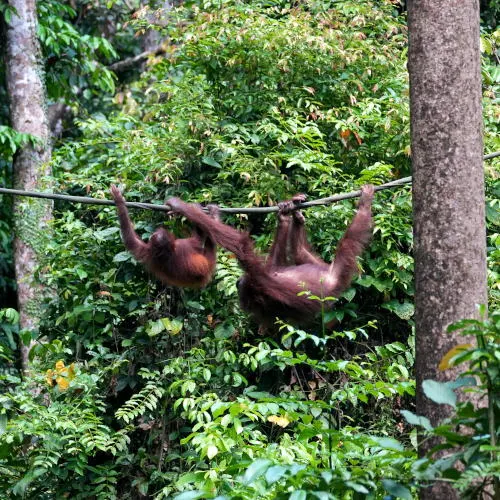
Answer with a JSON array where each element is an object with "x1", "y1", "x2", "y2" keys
[
  {"x1": 140, "y1": 0, "x2": 172, "y2": 53},
  {"x1": 5, "y1": 0, "x2": 52, "y2": 373},
  {"x1": 408, "y1": 1, "x2": 486, "y2": 498}
]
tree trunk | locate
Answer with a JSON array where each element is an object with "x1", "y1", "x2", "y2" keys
[
  {"x1": 140, "y1": 0, "x2": 172, "y2": 53},
  {"x1": 408, "y1": 1, "x2": 486, "y2": 498},
  {"x1": 5, "y1": 0, "x2": 52, "y2": 373}
]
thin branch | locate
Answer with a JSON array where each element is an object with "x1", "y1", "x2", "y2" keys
[{"x1": 109, "y1": 46, "x2": 165, "y2": 72}]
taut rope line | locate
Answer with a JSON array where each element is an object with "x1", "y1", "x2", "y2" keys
[{"x1": 0, "y1": 151, "x2": 498, "y2": 214}]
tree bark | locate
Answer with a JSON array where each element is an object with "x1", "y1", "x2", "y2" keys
[
  {"x1": 408, "y1": 1, "x2": 486, "y2": 498},
  {"x1": 140, "y1": 0, "x2": 172, "y2": 53},
  {"x1": 5, "y1": 0, "x2": 52, "y2": 373}
]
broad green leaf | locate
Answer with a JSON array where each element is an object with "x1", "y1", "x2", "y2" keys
[
  {"x1": 382, "y1": 479, "x2": 413, "y2": 499},
  {"x1": 206, "y1": 445, "x2": 218, "y2": 459},
  {"x1": 241, "y1": 458, "x2": 272, "y2": 485},
  {"x1": 161, "y1": 318, "x2": 183, "y2": 335},
  {"x1": 113, "y1": 251, "x2": 131, "y2": 262},
  {"x1": 448, "y1": 376, "x2": 476, "y2": 390},
  {"x1": 381, "y1": 300, "x2": 414, "y2": 319},
  {"x1": 0, "y1": 414, "x2": 7, "y2": 435},
  {"x1": 176, "y1": 472, "x2": 206, "y2": 487},
  {"x1": 422, "y1": 379, "x2": 456, "y2": 408},
  {"x1": 265, "y1": 465, "x2": 287, "y2": 484},
  {"x1": 146, "y1": 319, "x2": 166, "y2": 337},
  {"x1": 370, "y1": 436, "x2": 404, "y2": 451},
  {"x1": 19, "y1": 329, "x2": 33, "y2": 347},
  {"x1": 94, "y1": 226, "x2": 120, "y2": 240},
  {"x1": 345, "y1": 481, "x2": 369, "y2": 494},
  {"x1": 214, "y1": 324, "x2": 235, "y2": 339},
  {"x1": 202, "y1": 156, "x2": 222, "y2": 168},
  {"x1": 173, "y1": 491, "x2": 206, "y2": 500},
  {"x1": 400, "y1": 410, "x2": 433, "y2": 431},
  {"x1": 76, "y1": 268, "x2": 88, "y2": 279}
]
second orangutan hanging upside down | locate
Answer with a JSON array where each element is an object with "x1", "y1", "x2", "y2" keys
[{"x1": 166, "y1": 185, "x2": 374, "y2": 326}]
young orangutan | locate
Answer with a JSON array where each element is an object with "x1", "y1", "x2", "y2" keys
[
  {"x1": 111, "y1": 185, "x2": 219, "y2": 288},
  {"x1": 166, "y1": 185, "x2": 374, "y2": 325}
]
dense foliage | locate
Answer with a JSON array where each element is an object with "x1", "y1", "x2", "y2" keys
[{"x1": 0, "y1": 0, "x2": 499, "y2": 498}]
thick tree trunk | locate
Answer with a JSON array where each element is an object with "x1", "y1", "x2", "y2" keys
[
  {"x1": 408, "y1": 1, "x2": 486, "y2": 498},
  {"x1": 5, "y1": 0, "x2": 52, "y2": 373}
]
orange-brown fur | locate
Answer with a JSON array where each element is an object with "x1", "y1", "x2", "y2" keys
[
  {"x1": 111, "y1": 185, "x2": 217, "y2": 288},
  {"x1": 167, "y1": 185, "x2": 374, "y2": 325}
]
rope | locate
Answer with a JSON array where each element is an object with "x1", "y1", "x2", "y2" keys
[
  {"x1": 0, "y1": 178, "x2": 410, "y2": 214},
  {"x1": 0, "y1": 187, "x2": 168, "y2": 212},
  {"x1": 484, "y1": 151, "x2": 500, "y2": 160},
  {"x1": 0, "y1": 151, "x2": 498, "y2": 215}
]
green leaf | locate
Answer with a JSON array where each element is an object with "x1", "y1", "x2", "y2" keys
[
  {"x1": 422, "y1": 379, "x2": 456, "y2": 408},
  {"x1": 94, "y1": 226, "x2": 120, "y2": 240},
  {"x1": 381, "y1": 300, "x2": 414, "y2": 320},
  {"x1": 289, "y1": 491, "x2": 307, "y2": 500},
  {"x1": 382, "y1": 479, "x2": 413, "y2": 499},
  {"x1": 241, "y1": 459, "x2": 272, "y2": 485},
  {"x1": 4, "y1": 308, "x2": 19, "y2": 323},
  {"x1": 146, "y1": 319, "x2": 166, "y2": 337},
  {"x1": 19, "y1": 329, "x2": 33, "y2": 347},
  {"x1": 370, "y1": 436, "x2": 404, "y2": 451},
  {"x1": 113, "y1": 251, "x2": 131, "y2": 262},
  {"x1": 265, "y1": 465, "x2": 287, "y2": 484},
  {"x1": 446, "y1": 319, "x2": 481, "y2": 332},
  {"x1": 161, "y1": 318, "x2": 183, "y2": 335},
  {"x1": 400, "y1": 410, "x2": 433, "y2": 431},
  {"x1": 0, "y1": 414, "x2": 7, "y2": 435},
  {"x1": 176, "y1": 472, "x2": 206, "y2": 487},
  {"x1": 173, "y1": 491, "x2": 206, "y2": 500},
  {"x1": 233, "y1": 417, "x2": 243, "y2": 434},
  {"x1": 202, "y1": 156, "x2": 222, "y2": 168},
  {"x1": 448, "y1": 376, "x2": 476, "y2": 390},
  {"x1": 343, "y1": 288, "x2": 356, "y2": 302},
  {"x1": 214, "y1": 324, "x2": 235, "y2": 339},
  {"x1": 345, "y1": 481, "x2": 369, "y2": 494},
  {"x1": 76, "y1": 268, "x2": 88, "y2": 279}
]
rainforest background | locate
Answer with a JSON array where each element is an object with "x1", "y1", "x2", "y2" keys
[{"x1": 0, "y1": 0, "x2": 499, "y2": 498}]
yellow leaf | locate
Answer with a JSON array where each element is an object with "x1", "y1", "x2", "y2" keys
[
  {"x1": 55, "y1": 360, "x2": 65, "y2": 371},
  {"x1": 68, "y1": 363, "x2": 76, "y2": 380},
  {"x1": 46, "y1": 369, "x2": 54, "y2": 386},
  {"x1": 56, "y1": 377, "x2": 70, "y2": 391},
  {"x1": 267, "y1": 415, "x2": 290, "y2": 428},
  {"x1": 439, "y1": 344, "x2": 472, "y2": 371}
]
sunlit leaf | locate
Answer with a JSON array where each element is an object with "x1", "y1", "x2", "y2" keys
[
  {"x1": 267, "y1": 415, "x2": 290, "y2": 428},
  {"x1": 438, "y1": 344, "x2": 472, "y2": 370},
  {"x1": 55, "y1": 376, "x2": 69, "y2": 390}
]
